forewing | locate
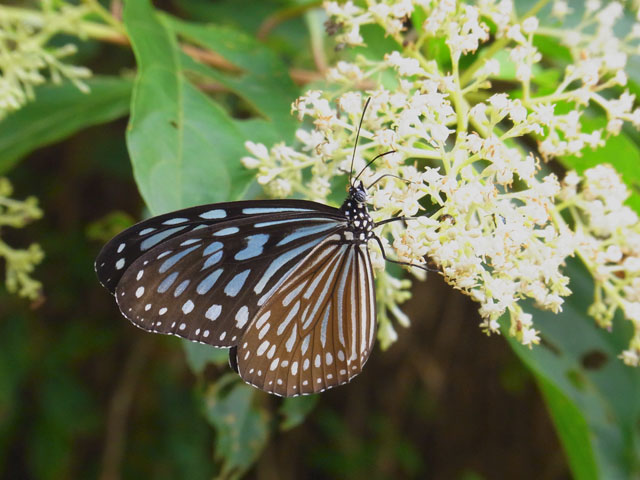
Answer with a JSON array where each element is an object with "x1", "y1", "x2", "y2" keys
[
  {"x1": 95, "y1": 200, "x2": 341, "y2": 293},
  {"x1": 114, "y1": 213, "x2": 345, "y2": 347},
  {"x1": 236, "y1": 239, "x2": 377, "y2": 397}
]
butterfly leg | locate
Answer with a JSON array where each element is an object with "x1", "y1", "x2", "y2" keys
[
  {"x1": 371, "y1": 236, "x2": 435, "y2": 272},
  {"x1": 374, "y1": 216, "x2": 419, "y2": 228}
]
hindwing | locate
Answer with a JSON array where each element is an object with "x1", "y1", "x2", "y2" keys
[{"x1": 235, "y1": 238, "x2": 377, "y2": 396}]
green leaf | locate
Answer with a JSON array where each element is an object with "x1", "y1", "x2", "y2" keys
[
  {"x1": 167, "y1": 18, "x2": 299, "y2": 142},
  {"x1": 536, "y1": 376, "x2": 598, "y2": 480},
  {"x1": 0, "y1": 76, "x2": 132, "y2": 173},
  {"x1": 533, "y1": 34, "x2": 572, "y2": 64},
  {"x1": 506, "y1": 259, "x2": 640, "y2": 480},
  {"x1": 279, "y1": 395, "x2": 319, "y2": 431},
  {"x1": 203, "y1": 375, "x2": 269, "y2": 478},
  {"x1": 559, "y1": 115, "x2": 640, "y2": 214},
  {"x1": 183, "y1": 341, "x2": 230, "y2": 374},
  {"x1": 489, "y1": 49, "x2": 545, "y2": 84},
  {"x1": 124, "y1": 0, "x2": 254, "y2": 215}
]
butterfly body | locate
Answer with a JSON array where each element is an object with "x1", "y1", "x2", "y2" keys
[
  {"x1": 340, "y1": 182, "x2": 375, "y2": 244},
  {"x1": 96, "y1": 181, "x2": 380, "y2": 396}
]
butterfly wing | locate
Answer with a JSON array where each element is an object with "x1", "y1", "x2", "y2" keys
[
  {"x1": 95, "y1": 200, "x2": 341, "y2": 293},
  {"x1": 112, "y1": 211, "x2": 347, "y2": 348},
  {"x1": 235, "y1": 237, "x2": 377, "y2": 396}
]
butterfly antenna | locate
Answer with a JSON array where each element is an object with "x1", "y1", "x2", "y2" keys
[
  {"x1": 366, "y1": 173, "x2": 415, "y2": 190},
  {"x1": 349, "y1": 97, "x2": 372, "y2": 186},
  {"x1": 354, "y1": 150, "x2": 396, "y2": 183}
]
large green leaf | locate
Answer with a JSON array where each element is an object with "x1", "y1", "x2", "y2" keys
[
  {"x1": 279, "y1": 395, "x2": 319, "y2": 431},
  {"x1": 167, "y1": 18, "x2": 299, "y2": 143},
  {"x1": 183, "y1": 340, "x2": 229, "y2": 374},
  {"x1": 506, "y1": 259, "x2": 640, "y2": 479},
  {"x1": 0, "y1": 77, "x2": 132, "y2": 173},
  {"x1": 124, "y1": 0, "x2": 254, "y2": 215},
  {"x1": 536, "y1": 376, "x2": 598, "y2": 480},
  {"x1": 203, "y1": 375, "x2": 270, "y2": 479}
]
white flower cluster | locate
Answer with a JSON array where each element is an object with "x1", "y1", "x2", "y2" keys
[
  {"x1": 0, "y1": 3, "x2": 93, "y2": 119},
  {"x1": 0, "y1": 177, "x2": 43, "y2": 300},
  {"x1": 243, "y1": 0, "x2": 640, "y2": 364}
]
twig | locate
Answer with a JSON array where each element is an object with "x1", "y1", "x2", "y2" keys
[
  {"x1": 256, "y1": 2, "x2": 322, "y2": 40},
  {"x1": 181, "y1": 44, "x2": 243, "y2": 73},
  {"x1": 98, "y1": 337, "x2": 153, "y2": 480},
  {"x1": 109, "y1": 0, "x2": 123, "y2": 22}
]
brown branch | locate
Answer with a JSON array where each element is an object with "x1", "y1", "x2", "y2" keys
[
  {"x1": 181, "y1": 44, "x2": 243, "y2": 74},
  {"x1": 109, "y1": 0, "x2": 123, "y2": 22},
  {"x1": 289, "y1": 68, "x2": 324, "y2": 85},
  {"x1": 94, "y1": 27, "x2": 321, "y2": 85},
  {"x1": 256, "y1": 2, "x2": 322, "y2": 41}
]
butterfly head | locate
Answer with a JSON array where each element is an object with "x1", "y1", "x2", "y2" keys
[{"x1": 349, "y1": 180, "x2": 368, "y2": 204}]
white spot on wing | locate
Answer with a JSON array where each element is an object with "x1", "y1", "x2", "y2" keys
[
  {"x1": 285, "y1": 324, "x2": 297, "y2": 352},
  {"x1": 159, "y1": 245, "x2": 199, "y2": 273},
  {"x1": 157, "y1": 272, "x2": 178, "y2": 293},
  {"x1": 301, "y1": 334, "x2": 310, "y2": 355},
  {"x1": 197, "y1": 269, "x2": 223, "y2": 294},
  {"x1": 282, "y1": 281, "x2": 307, "y2": 307},
  {"x1": 173, "y1": 279, "x2": 190, "y2": 297},
  {"x1": 214, "y1": 227, "x2": 239, "y2": 236},
  {"x1": 255, "y1": 311, "x2": 271, "y2": 330},
  {"x1": 224, "y1": 269, "x2": 251, "y2": 297},
  {"x1": 258, "y1": 322, "x2": 270, "y2": 340},
  {"x1": 182, "y1": 300, "x2": 194, "y2": 314},
  {"x1": 205, "y1": 304, "x2": 222, "y2": 321},
  {"x1": 163, "y1": 217, "x2": 189, "y2": 225},
  {"x1": 235, "y1": 234, "x2": 269, "y2": 261},
  {"x1": 278, "y1": 300, "x2": 299, "y2": 336},
  {"x1": 140, "y1": 226, "x2": 186, "y2": 250},
  {"x1": 242, "y1": 207, "x2": 312, "y2": 214},
  {"x1": 257, "y1": 341, "x2": 270, "y2": 356},
  {"x1": 199, "y1": 209, "x2": 226, "y2": 219},
  {"x1": 180, "y1": 238, "x2": 201, "y2": 246},
  {"x1": 235, "y1": 306, "x2": 249, "y2": 328}
]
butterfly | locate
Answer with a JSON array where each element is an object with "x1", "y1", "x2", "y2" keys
[{"x1": 95, "y1": 100, "x2": 426, "y2": 397}]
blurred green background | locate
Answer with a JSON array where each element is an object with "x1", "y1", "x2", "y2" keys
[{"x1": 1, "y1": 0, "x2": 639, "y2": 479}]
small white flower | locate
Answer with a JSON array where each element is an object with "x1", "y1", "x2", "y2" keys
[
  {"x1": 245, "y1": 141, "x2": 269, "y2": 160},
  {"x1": 385, "y1": 51, "x2": 425, "y2": 76},
  {"x1": 552, "y1": 1, "x2": 572, "y2": 20},
  {"x1": 620, "y1": 348, "x2": 640, "y2": 367},
  {"x1": 522, "y1": 16, "x2": 539, "y2": 34},
  {"x1": 477, "y1": 58, "x2": 500, "y2": 78}
]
